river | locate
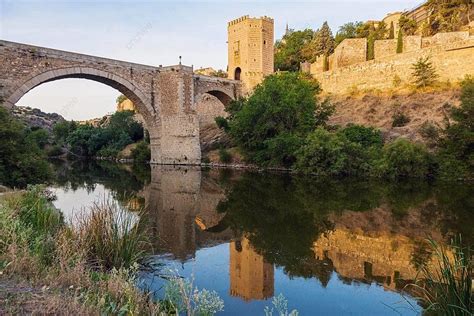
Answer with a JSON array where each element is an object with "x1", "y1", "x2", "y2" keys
[{"x1": 48, "y1": 160, "x2": 473, "y2": 315}]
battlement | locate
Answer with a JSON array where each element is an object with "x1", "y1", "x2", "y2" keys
[
  {"x1": 228, "y1": 15, "x2": 274, "y2": 26},
  {"x1": 305, "y1": 31, "x2": 474, "y2": 94},
  {"x1": 227, "y1": 15, "x2": 274, "y2": 93}
]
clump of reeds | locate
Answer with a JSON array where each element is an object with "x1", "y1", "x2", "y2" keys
[
  {"x1": 413, "y1": 237, "x2": 472, "y2": 315},
  {"x1": 74, "y1": 198, "x2": 148, "y2": 270}
]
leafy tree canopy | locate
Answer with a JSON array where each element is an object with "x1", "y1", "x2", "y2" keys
[{"x1": 226, "y1": 72, "x2": 334, "y2": 167}]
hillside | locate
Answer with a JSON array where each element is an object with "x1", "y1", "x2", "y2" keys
[
  {"x1": 329, "y1": 89, "x2": 461, "y2": 143},
  {"x1": 12, "y1": 106, "x2": 65, "y2": 131}
]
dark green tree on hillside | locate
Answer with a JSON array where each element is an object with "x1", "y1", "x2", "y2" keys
[
  {"x1": 411, "y1": 56, "x2": 439, "y2": 88},
  {"x1": 388, "y1": 22, "x2": 395, "y2": 39},
  {"x1": 335, "y1": 22, "x2": 364, "y2": 46},
  {"x1": 397, "y1": 29, "x2": 404, "y2": 53},
  {"x1": 225, "y1": 73, "x2": 334, "y2": 167},
  {"x1": 274, "y1": 29, "x2": 315, "y2": 71},
  {"x1": 300, "y1": 22, "x2": 335, "y2": 63},
  {"x1": 314, "y1": 22, "x2": 335, "y2": 58}
]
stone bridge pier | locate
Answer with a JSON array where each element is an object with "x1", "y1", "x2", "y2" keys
[{"x1": 0, "y1": 40, "x2": 241, "y2": 164}]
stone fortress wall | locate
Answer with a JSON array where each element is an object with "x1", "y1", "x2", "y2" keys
[{"x1": 305, "y1": 31, "x2": 474, "y2": 94}]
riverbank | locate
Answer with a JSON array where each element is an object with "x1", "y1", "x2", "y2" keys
[{"x1": 0, "y1": 187, "x2": 161, "y2": 315}]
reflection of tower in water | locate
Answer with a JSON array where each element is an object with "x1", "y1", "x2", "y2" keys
[{"x1": 229, "y1": 237, "x2": 274, "y2": 301}]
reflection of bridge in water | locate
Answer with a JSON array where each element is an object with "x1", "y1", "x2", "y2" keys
[{"x1": 141, "y1": 166, "x2": 457, "y2": 301}]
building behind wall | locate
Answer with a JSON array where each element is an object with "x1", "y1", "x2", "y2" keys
[{"x1": 227, "y1": 15, "x2": 274, "y2": 93}]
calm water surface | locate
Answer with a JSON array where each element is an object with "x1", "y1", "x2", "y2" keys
[{"x1": 49, "y1": 160, "x2": 473, "y2": 315}]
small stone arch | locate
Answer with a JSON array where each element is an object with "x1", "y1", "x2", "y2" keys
[
  {"x1": 4, "y1": 66, "x2": 155, "y2": 121},
  {"x1": 204, "y1": 90, "x2": 234, "y2": 108},
  {"x1": 234, "y1": 67, "x2": 241, "y2": 81}
]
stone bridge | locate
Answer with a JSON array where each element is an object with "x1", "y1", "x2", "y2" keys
[{"x1": 0, "y1": 40, "x2": 241, "y2": 164}]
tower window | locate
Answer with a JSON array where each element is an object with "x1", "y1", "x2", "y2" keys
[{"x1": 264, "y1": 40, "x2": 266, "y2": 45}]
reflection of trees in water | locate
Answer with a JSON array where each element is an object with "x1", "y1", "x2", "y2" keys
[
  {"x1": 216, "y1": 172, "x2": 473, "y2": 285},
  {"x1": 51, "y1": 159, "x2": 150, "y2": 206}
]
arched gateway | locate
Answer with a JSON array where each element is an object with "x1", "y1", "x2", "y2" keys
[{"x1": 0, "y1": 40, "x2": 241, "y2": 164}]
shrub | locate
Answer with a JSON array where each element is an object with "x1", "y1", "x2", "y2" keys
[
  {"x1": 97, "y1": 146, "x2": 119, "y2": 158},
  {"x1": 227, "y1": 72, "x2": 334, "y2": 167},
  {"x1": 295, "y1": 128, "x2": 373, "y2": 177},
  {"x1": 437, "y1": 76, "x2": 474, "y2": 179},
  {"x1": 419, "y1": 121, "x2": 440, "y2": 147},
  {"x1": 412, "y1": 56, "x2": 439, "y2": 88},
  {"x1": 377, "y1": 138, "x2": 436, "y2": 179},
  {"x1": 218, "y1": 148, "x2": 232, "y2": 163},
  {"x1": 392, "y1": 112, "x2": 410, "y2": 127},
  {"x1": 215, "y1": 116, "x2": 229, "y2": 131},
  {"x1": 393, "y1": 75, "x2": 402, "y2": 88},
  {"x1": 47, "y1": 145, "x2": 64, "y2": 157},
  {"x1": 338, "y1": 124, "x2": 383, "y2": 148},
  {"x1": 131, "y1": 141, "x2": 151, "y2": 163}
]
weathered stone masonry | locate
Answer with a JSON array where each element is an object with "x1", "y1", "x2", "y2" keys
[{"x1": 0, "y1": 40, "x2": 241, "y2": 164}]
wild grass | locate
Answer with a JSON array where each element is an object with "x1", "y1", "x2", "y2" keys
[
  {"x1": 0, "y1": 186, "x2": 230, "y2": 315},
  {"x1": 74, "y1": 199, "x2": 149, "y2": 270},
  {"x1": 410, "y1": 238, "x2": 472, "y2": 315}
]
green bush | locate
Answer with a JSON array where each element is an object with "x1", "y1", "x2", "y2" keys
[
  {"x1": 419, "y1": 121, "x2": 440, "y2": 148},
  {"x1": 338, "y1": 124, "x2": 383, "y2": 148},
  {"x1": 97, "y1": 146, "x2": 119, "y2": 158},
  {"x1": 377, "y1": 138, "x2": 436, "y2": 179},
  {"x1": 219, "y1": 148, "x2": 232, "y2": 163},
  {"x1": 26, "y1": 128, "x2": 50, "y2": 149},
  {"x1": 131, "y1": 141, "x2": 151, "y2": 164},
  {"x1": 0, "y1": 107, "x2": 52, "y2": 188},
  {"x1": 295, "y1": 128, "x2": 374, "y2": 177},
  {"x1": 392, "y1": 112, "x2": 410, "y2": 127},
  {"x1": 227, "y1": 72, "x2": 334, "y2": 167},
  {"x1": 215, "y1": 116, "x2": 229, "y2": 131},
  {"x1": 436, "y1": 76, "x2": 474, "y2": 179},
  {"x1": 46, "y1": 145, "x2": 64, "y2": 157}
]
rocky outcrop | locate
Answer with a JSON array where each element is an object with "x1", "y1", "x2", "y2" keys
[{"x1": 12, "y1": 106, "x2": 65, "y2": 131}]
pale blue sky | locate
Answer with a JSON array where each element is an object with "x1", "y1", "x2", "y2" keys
[{"x1": 1, "y1": 0, "x2": 421, "y2": 120}]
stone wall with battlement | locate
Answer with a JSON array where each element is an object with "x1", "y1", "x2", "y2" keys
[{"x1": 307, "y1": 32, "x2": 474, "y2": 94}]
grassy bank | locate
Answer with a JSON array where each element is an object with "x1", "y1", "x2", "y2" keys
[
  {"x1": 0, "y1": 186, "x2": 161, "y2": 314},
  {"x1": 0, "y1": 186, "x2": 230, "y2": 315}
]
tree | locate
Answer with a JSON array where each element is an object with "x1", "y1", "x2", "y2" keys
[
  {"x1": 367, "y1": 33, "x2": 376, "y2": 60},
  {"x1": 226, "y1": 73, "x2": 334, "y2": 167},
  {"x1": 388, "y1": 22, "x2": 395, "y2": 39},
  {"x1": 313, "y1": 22, "x2": 335, "y2": 57},
  {"x1": 399, "y1": 15, "x2": 418, "y2": 35},
  {"x1": 275, "y1": 29, "x2": 315, "y2": 71},
  {"x1": 438, "y1": 76, "x2": 474, "y2": 178},
  {"x1": 411, "y1": 56, "x2": 439, "y2": 88},
  {"x1": 116, "y1": 94, "x2": 128, "y2": 104},
  {"x1": 397, "y1": 29, "x2": 404, "y2": 53},
  {"x1": 426, "y1": 0, "x2": 471, "y2": 34},
  {"x1": 335, "y1": 22, "x2": 364, "y2": 46},
  {"x1": 0, "y1": 107, "x2": 51, "y2": 188},
  {"x1": 377, "y1": 139, "x2": 435, "y2": 179},
  {"x1": 295, "y1": 128, "x2": 371, "y2": 177}
]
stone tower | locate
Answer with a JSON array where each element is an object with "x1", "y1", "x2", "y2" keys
[{"x1": 227, "y1": 15, "x2": 274, "y2": 93}]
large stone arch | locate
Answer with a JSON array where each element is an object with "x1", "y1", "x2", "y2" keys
[{"x1": 4, "y1": 66, "x2": 156, "y2": 122}]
